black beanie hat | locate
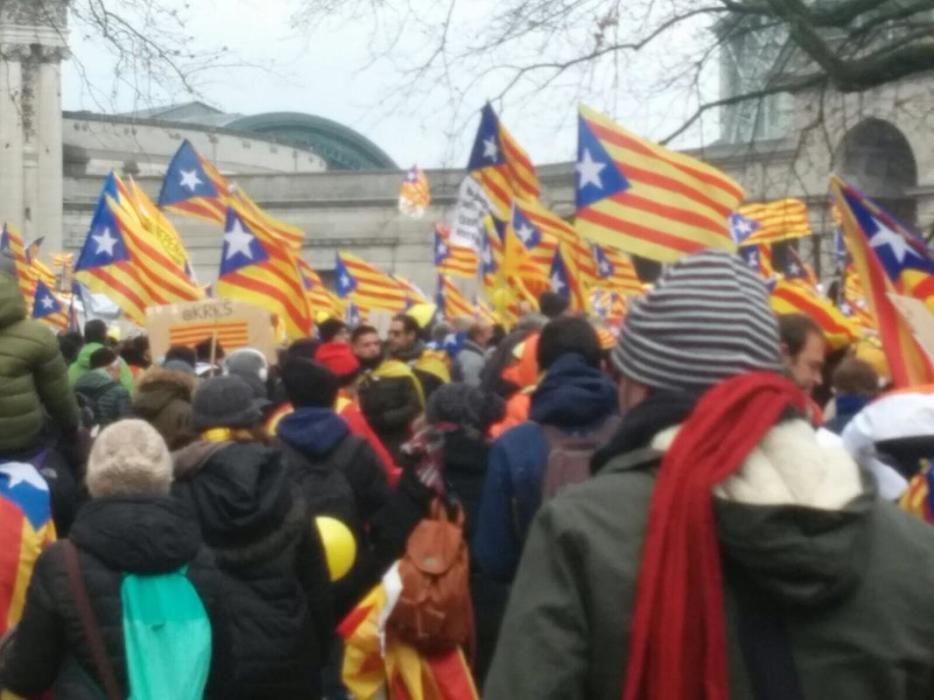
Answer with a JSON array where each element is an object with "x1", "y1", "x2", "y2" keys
[{"x1": 281, "y1": 356, "x2": 339, "y2": 408}]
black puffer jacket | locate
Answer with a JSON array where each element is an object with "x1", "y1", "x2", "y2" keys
[
  {"x1": 0, "y1": 496, "x2": 226, "y2": 699},
  {"x1": 172, "y1": 440, "x2": 333, "y2": 700},
  {"x1": 277, "y1": 407, "x2": 432, "y2": 616}
]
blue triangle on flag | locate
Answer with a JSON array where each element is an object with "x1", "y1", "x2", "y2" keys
[
  {"x1": 592, "y1": 244, "x2": 614, "y2": 279},
  {"x1": 738, "y1": 246, "x2": 759, "y2": 271},
  {"x1": 842, "y1": 186, "x2": 934, "y2": 280},
  {"x1": 32, "y1": 280, "x2": 61, "y2": 319},
  {"x1": 219, "y1": 208, "x2": 269, "y2": 277},
  {"x1": 729, "y1": 213, "x2": 760, "y2": 245},
  {"x1": 576, "y1": 115, "x2": 630, "y2": 210},
  {"x1": 0, "y1": 226, "x2": 9, "y2": 256},
  {"x1": 549, "y1": 250, "x2": 570, "y2": 300},
  {"x1": 512, "y1": 204, "x2": 542, "y2": 249},
  {"x1": 74, "y1": 187, "x2": 131, "y2": 272},
  {"x1": 467, "y1": 103, "x2": 505, "y2": 171},
  {"x1": 335, "y1": 255, "x2": 357, "y2": 297},
  {"x1": 434, "y1": 230, "x2": 449, "y2": 265},
  {"x1": 158, "y1": 140, "x2": 219, "y2": 207},
  {"x1": 490, "y1": 214, "x2": 507, "y2": 243}
]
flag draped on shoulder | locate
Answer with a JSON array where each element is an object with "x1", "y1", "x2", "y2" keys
[
  {"x1": 0, "y1": 459, "x2": 56, "y2": 634},
  {"x1": 335, "y1": 252, "x2": 407, "y2": 312},
  {"x1": 436, "y1": 274, "x2": 474, "y2": 321},
  {"x1": 466, "y1": 103, "x2": 539, "y2": 218},
  {"x1": 730, "y1": 198, "x2": 811, "y2": 247},
  {"x1": 158, "y1": 139, "x2": 230, "y2": 224},
  {"x1": 575, "y1": 105, "x2": 743, "y2": 262},
  {"x1": 215, "y1": 207, "x2": 311, "y2": 339},
  {"x1": 831, "y1": 176, "x2": 934, "y2": 387},
  {"x1": 434, "y1": 224, "x2": 478, "y2": 279},
  {"x1": 399, "y1": 166, "x2": 431, "y2": 219},
  {"x1": 31, "y1": 280, "x2": 68, "y2": 331}
]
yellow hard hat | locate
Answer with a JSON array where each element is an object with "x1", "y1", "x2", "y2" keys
[
  {"x1": 314, "y1": 516, "x2": 357, "y2": 582},
  {"x1": 405, "y1": 303, "x2": 437, "y2": 329}
]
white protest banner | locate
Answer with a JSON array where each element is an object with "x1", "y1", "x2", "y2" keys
[{"x1": 449, "y1": 175, "x2": 492, "y2": 251}]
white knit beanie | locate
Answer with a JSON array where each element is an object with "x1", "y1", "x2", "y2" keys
[{"x1": 86, "y1": 419, "x2": 173, "y2": 498}]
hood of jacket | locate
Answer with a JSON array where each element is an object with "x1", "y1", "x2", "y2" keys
[
  {"x1": 173, "y1": 441, "x2": 293, "y2": 549},
  {"x1": 530, "y1": 353, "x2": 618, "y2": 428},
  {"x1": 0, "y1": 274, "x2": 25, "y2": 330},
  {"x1": 614, "y1": 417, "x2": 873, "y2": 608},
  {"x1": 133, "y1": 366, "x2": 196, "y2": 416},
  {"x1": 69, "y1": 495, "x2": 202, "y2": 573},
  {"x1": 277, "y1": 406, "x2": 349, "y2": 457},
  {"x1": 74, "y1": 368, "x2": 117, "y2": 395}
]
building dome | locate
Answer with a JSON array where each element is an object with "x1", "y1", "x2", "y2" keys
[{"x1": 228, "y1": 112, "x2": 397, "y2": 171}]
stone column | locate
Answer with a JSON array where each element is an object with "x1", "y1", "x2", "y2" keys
[
  {"x1": 35, "y1": 45, "x2": 68, "y2": 253},
  {"x1": 0, "y1": 44, "x2": 29, "y2": 234}
]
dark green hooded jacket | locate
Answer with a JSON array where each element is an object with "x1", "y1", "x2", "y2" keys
[
  {"x1": 485, "y1": 415, "x2": 934, "y2": 700},
  {"x1": 0, "y1": 274, "x2": 79, "y2": 454}
]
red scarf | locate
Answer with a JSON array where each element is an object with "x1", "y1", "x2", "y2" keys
[{"x1": 622, "y1": 372, "x2": 807, "y2": 700}]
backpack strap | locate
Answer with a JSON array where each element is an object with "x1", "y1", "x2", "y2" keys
[{"x1": 62, "y1": 541, "x2": 122, "y2": 700}]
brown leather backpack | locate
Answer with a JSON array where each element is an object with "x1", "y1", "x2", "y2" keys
[{"x1": 389, "y1": 499, "x2": 474, "y2": 655}]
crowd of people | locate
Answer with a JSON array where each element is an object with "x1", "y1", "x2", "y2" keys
[{"x1": 1, "y1": 250, "x2": 934, "y2": 699}]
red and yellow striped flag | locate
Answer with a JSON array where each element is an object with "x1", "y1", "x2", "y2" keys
[
  {"x1": 436, "y1": 274, "x2": 475, "y2": 321},
  {"x1": 591, "y1": 243, "x2": 642, "y2": 296},
  {"x1": 0, "y1": 224, "x2": 36, "y2": 305},
  {"x1": 769, "y1": 278, "x2": 860, "y2": 350},
  {"x1": 434, "y1": 224, "x2": 478, "y2": 279},
  {"x1": 297, "y1": 258, "x2": 344, "y2": 321},
  {"x1": 335, "y1": 252, "x2": 408, "y2": 313},
  {"x1": 466, "y1": 103, "x2": 540, "y2": 218},
  {"x1": 731, "y1": 198, "x2": 811, "y2": 246},
  {"x1": 575, "y1": 105, "x2": 743, "y2": 262}
]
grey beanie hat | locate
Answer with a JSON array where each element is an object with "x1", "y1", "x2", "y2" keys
[
  {"x1": 612, "y1": 249, "x2": 782, "y2": 393},
  {"x1": 191, "y1": 375, "x2": 263, "y2": 430}
]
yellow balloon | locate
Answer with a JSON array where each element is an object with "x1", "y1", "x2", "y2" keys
[{"x1": 314, "y1": 516, "x2": 357, "y2": 582}]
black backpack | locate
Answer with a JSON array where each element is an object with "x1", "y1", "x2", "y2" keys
[{"x1": 282, "y1": 434, "x2": 365, "y2": 530}]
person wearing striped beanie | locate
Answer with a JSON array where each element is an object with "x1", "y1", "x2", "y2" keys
[{"x1": 486, "y1": 249, "x2": 934, "y2": 700}]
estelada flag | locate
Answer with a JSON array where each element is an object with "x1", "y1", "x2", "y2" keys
[
  {"x1": 575, "y1": 105, "x2": 743, "y2": 262},
  {"x1": 335, "y1": 252, "x2": 408, "y2": 313},
  {"x1": 466, "y1": 103, "x2": 540, "y2": 218},
  {"x1": 399, "y1": 166, "x2": 431, "y2": 219},
  {"x1": 831, "y1": 176, "x2": 934, "y2": 387},
  {"x1": 730, "y1": 198, "x2": 811, "y2": 247}
]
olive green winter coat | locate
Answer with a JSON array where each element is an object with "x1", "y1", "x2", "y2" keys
[
  {"x1": 0, "y1": 274, "x2": 79, "y2": 454},
  {"x1": 486, "y1": 418, "x2": 934, "y2": 700}
]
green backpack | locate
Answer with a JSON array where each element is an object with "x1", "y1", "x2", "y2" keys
[{"x1": 121, "y1": 567, "x2": 212, "y2": 700}]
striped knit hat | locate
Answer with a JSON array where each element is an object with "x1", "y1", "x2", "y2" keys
[{"x1": 612, "y1": 250, "x2": 781, "y2": 392}]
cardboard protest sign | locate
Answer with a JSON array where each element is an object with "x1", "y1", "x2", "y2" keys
[
  {"x1": 888, "y1": 293, "x2": 934, "y2": 361},
  {"x1": 146, "y1": 298, "x2": 277, "y2": 364}
]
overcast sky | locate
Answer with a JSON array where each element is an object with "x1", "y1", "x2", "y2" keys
[{"x1": 62, "y1": 0, "x2": 718, "y2": 169}]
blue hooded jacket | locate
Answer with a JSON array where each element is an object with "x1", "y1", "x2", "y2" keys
[
  {"x1": 473, "y1": 354, "x2": 618, "y2": 582},
  {"x1": 276, "y1": 406, "x2": 349, "y2": 457}
]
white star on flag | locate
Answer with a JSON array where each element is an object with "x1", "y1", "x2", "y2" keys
[
  {"x1": 516, "y1": 223, "x2": 537, "y2": 247},
  {"x1": 482, "y1": 246, "x2": 492, "y2": 266},
  {"x1": 340, "y1": 273, "x2": 352, "y2": 290},
  {"x1": 179, "y1": 169, "x2": 203, "y2": 192},
  {"x1": 92, "y1": 228, "x2": 118, "y2": 257},
  {"x1": 869, "y1": 219, "x2": 915, "y2": 264},
  {"x1": 40, "y1": 295, "x2": 55, "y2": 310},
  {"x1": 599, "y1": 260, "x2": 612, "y2": 276},
  {"x1": 482, "y1": 137, "x2": 498, "y2": 161},
  {"x1": 550, "y1": 272, "x2": 566, "y2": 293},
  {"x1": 437, "y1": 242, "x2": 448, "y2": 259},
  {"x1": 224, "y1": 220, "x2": 255, "y2": 260},
  {"x1": 0, "y1": 462, "x2": 49, "y2": 492},
  {"x1": 576, "y1": 149, "x2": 606, "y2": 189}
]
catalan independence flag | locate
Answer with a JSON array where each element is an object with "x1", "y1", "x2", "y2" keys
[
  {"x1": 467, "y1": 103, "x2": 540, "y2": 218},
  {"x1": 398, "y1": 165, "x2": 431, "y2": 219},
  {"x1": 436, "y1": 274, "x2": 475, "y2": 321},
  {"x1": 0, "y1": 459, "x2": 56, "y2": 635},
  {"x1": 514, "y1": 198, "x2": 597, "y2": 282},
  {"x1": 481, "y1": 215, "x2": 504, "y2": 295},
  {"x1": 769, "y1": 278, "x2": 859, "y2": 350},
  {"x1": 730, "y1": 198, "x2": 811, "y2": 247},
  {"x1": 832, "y1": 176, "x2": 934, "y2": 387},
  {"x1": 738, "y1": 244, "x2": 775, "y2": 281},
  {"x1": 575, "y1": 105, "x2": 743, "y2": 262},
  {"x1": 215, "y1": 207, "x2": 311, "y2": 339},
  {"x1": 127, "y1": 176, "x2": 197, "y2": 279},
  {"x1": 31, "y1": 280, "x2": 68, "y2": 331},
  {"x1": 232, "y1": 187, "x2": 305, "y2": 251},
  {"x1": 158, "y1": 139, "x2": 230, "y2": 224},
  {"x1": 298, "y1": 258, "x2": 344, "y2": 321},
  {"x1": 335, "y1": 252, "x2": 407, "y2": 312},
  {"x1": 592, "y1": 243, "x2": 642, "y2": 296},
  {"x1": 434, "y1": 224, "x2": 478, "y2": 279},
  {"x1": 394, "y1": 274, "x2": 430, "y2": 307},
  {"x1": 549, "y1": 245, "x2": 588, "y2": 313},
  {"x1": 0, "y1": 224, "x2": 36, "y2": 306}
]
